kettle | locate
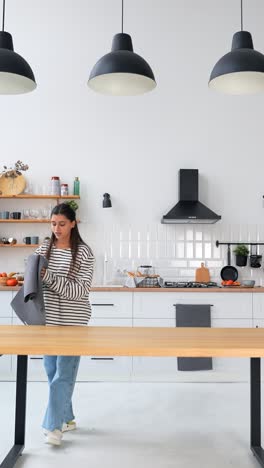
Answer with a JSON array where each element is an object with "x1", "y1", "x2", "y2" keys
[{"x1": 137, "y1": 265, "x2": 155, "y2": 276}]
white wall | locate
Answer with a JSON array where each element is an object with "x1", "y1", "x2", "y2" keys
[{"x1": 1, "y1": 0, "x2": 264, "y2": 280}]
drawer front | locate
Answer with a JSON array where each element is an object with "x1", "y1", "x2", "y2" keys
[
  {"x1": 90, "y1": 292, "x2": 132, "y2": 319},
  {"x1": 133, "y1": 293, "x2": 185, "y2": 319},
  {"x1": 78, "y1": 317, "x2": 132, "y2": 381},
  {"x1": 0, "y1": 291, "x2": 14, "y2": 318},
  {"x1": 253, "y1": 295, "x2": 264, "y2": 319},
  {"x1": 13, "y1": 355, "x2": 47, "y2": 381},
  {"x1": 133, "y1": 292, "x2": 252, "y2": 320}
]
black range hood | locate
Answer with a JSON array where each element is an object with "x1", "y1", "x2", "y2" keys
[{"x1": 162, "y1": 169, "x2": 221, "y2": 224}]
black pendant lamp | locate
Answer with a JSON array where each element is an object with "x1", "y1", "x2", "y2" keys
[
  {"x1": 0, "y1": 0, "x2": 36, "y2": 94},
  {"x1": 209, "y1": 0, "x2": 264, "y2": 95},
  {"x1": 88, "y1": 0, "x2": 156, "y2": 96}
]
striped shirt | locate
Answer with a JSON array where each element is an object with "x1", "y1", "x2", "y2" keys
[{"x1": 35, "y1": 241, "x2": 94, "y2": 326}]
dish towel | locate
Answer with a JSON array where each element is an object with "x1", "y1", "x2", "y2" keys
[
  {"x1": 11, "y1": 254, "x2": 48, "y2": 325},
  {"x1": 175, "y1": 304, "x2": 213, "y2": 371}
]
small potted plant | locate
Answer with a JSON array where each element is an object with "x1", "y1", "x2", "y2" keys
[
  {"x1": 233, "y1": 244, "x2": 249, "y2": 267},
  {"x1": 65, "y1": 200, "x2": 78, "y2": 211}
]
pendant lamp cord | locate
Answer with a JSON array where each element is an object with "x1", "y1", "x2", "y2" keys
[
  {"x1": 240, "y1": 0, "x2": 243, "y2": 31},
  {"x1": 2, "y1": 0, "x2": 5, "y2": 31},
  {"x1": 121, "y1": 0, "x2": 124, "y2": 33}
]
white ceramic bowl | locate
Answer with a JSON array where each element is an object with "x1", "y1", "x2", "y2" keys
[{"x1": 241, "y1": 280, "x2": 255, "y2": 287}]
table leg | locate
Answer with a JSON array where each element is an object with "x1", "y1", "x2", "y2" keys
[
  {"x1": 0, "y1": 355, "x2": 28, "y2": 468},
  {"x1": 251, "y1": 357, "x2": 264, "y2": 466}
]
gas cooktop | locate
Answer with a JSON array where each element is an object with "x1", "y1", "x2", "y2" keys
[{"x1": 164, "y1": 281, "x2": 219, "y2": 288}]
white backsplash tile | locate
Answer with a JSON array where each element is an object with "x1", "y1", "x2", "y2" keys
[
  {"x1": 189, "y1": 260, "x2": 205, "y2": 268},
  {"x1": 175, "y1": 226, "x2": 184, "y2": 241},
  {"x1": 185, "y1": 229, "x2": 193, "y2": 241},
  {"x1": 156, "y1": 242, "x2": 167, "y2": 258},
  {"x1": 186, "y1": 243, "x2": 194, "y2": 258},
  {"x1": 175, "y1": 242, "x2": 185, "y2": 258},
  {"x1": 7, "y1": 220, "x2": 264, "y2": 286},
  {"x1": 195, "y1": 229, "x2": 203, "y2": 241},
  {"x1": 157, "y1": 225, "x2": 167, "y2": 241},
  {"x1": 195, "y1": 243, "x2": 203, "y2": 258},
  {"x1": 166, "y1": 242, "x2": 175, "y2": 258},
  {"x1": 204, "y1": 243, "x2": 212, "y2": 258}
]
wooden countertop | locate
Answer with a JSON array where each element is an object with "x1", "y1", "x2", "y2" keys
[
  {"x1": 91, "y1": 287, "x2": 264, "y2": 293},
  {"x1": 1, "y1": 325, "x2": 264, "y2": 357},
  {"x1": 1, "y1": 286, "x2": 264, "y2": 292}
]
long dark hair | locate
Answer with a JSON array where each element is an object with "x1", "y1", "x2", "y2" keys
[{"x1": 46, "y1": 203, "x2": 86, "y2": 272}]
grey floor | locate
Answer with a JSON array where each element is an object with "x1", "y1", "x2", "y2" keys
[{"x1": 0, "y1": 381, "x2": 262, "y2": 468}]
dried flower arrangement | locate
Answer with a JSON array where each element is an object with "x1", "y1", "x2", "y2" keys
[{"x1": 1, "y1": 160, "x2": 29, "y2": 178}]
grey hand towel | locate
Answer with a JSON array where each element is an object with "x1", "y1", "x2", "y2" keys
[
  {"x1": 175, "y1": 304, "x2": 213, "y2": 371},
  {"x1": 11, "y1": 254, "x2": 48, "y2": 325}
]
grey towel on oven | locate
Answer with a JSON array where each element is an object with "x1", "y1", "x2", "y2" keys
[
  {"x1": 175, "y1": 304, "x2": 212, "y2": 371},
  {"x1": 11, "y1": 254, "x2": 48, "y2": 325}
]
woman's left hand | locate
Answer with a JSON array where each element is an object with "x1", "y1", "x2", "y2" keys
[{"x1": 41, "y1": 268, "x2": 46, "y2": 279}]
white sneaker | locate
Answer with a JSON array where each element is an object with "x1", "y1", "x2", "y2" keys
[
  {"x1": 45, "y1": 429, "x2": 63, "y2": 446},
  {"x1": 62, "y1": 420, "x2": 76, "y2": 432}
]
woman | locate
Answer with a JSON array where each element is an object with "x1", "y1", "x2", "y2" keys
[{"x1": 36, "y1": 203, "x2": 94, "y2": 446}]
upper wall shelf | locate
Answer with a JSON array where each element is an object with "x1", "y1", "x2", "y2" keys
[
  {"x1": 0, "y1": 195, "x2": 80, "y2": 199},
  {"x1": 0, "y1": 219, "x2": 80, "y2": 223}
]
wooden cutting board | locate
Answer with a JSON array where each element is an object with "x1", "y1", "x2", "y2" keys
[
  {"x1": 0, "y1": 174, "x2": 26, "y2": 195},
  {"x1": 195, "y1": 262, "x2": 210, "y2": 283}
]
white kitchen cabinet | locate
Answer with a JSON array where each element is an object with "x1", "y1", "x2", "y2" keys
[
  {"x1": 211, "y1": 318, "x2": 251, "y2": 380},
  {"x1": 132, "y1": 313, "x2": 252, "y2": 382},
  {"x1": 0, "y1": 318, "x2": 12, "y2": 379},
  {"x1": 78, "y1": 318, "x2": 132, "y2": 381},
  {"x1": 90, "y1": 292, "x2": 133, "y2": 319},
  {"x1": 0, "y1": 291, "x2": 14, "y2": 318},
  {"x1": 0, "y1": 289, "x2": 259, "y2": 382},
  {"x1": 10, "y1": 292, "x2": 133, "y2": 382},
  {"x1": 253, "y1": 294, "x2": 264, "y2": 319},
  {"x1": 133, "y1": 292, "x2": 252, "y2": 320},
  {"x1": 12, "y1": 317, "x2": 47, "y2": 381}
]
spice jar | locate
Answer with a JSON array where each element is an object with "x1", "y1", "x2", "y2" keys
[
  {"x1": 51, "y1": 176, "x2": 61, "y2": 195},
  {"x1": 60, "y1": 184, "x2": 69, "y2": 196}
]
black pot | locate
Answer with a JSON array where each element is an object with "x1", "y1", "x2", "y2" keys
[
  {"x1": 250, "y1": 254, "x2": 262, "y2": 268},
  {"x1": 235, "y1": 255, "x2": 248, "y2": 267}
]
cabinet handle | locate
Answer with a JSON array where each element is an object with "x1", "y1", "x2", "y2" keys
[
  {"x1": 91, "y1": 304, "x2": 114, "y2": 307},
  {"x1": 173, "y1": 304, "x2": 214, "y2": 307},
  {"x1": 90, "y1": 357, "x2": 114, "y2": 361},
  {"x1": 30, "y1": 357, "x2": 43, "y2": 360}
]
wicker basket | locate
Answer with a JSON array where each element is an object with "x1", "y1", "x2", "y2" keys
[{"x1": 135, "y1": 276, "x2": 161, "y2": 288}]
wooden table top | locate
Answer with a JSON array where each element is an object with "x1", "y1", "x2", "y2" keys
[{"x1": 1, "y1": 325, "x2": 264, "y2": 357}]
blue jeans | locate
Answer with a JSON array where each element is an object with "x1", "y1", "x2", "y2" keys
[{"x1": 42, "y1": 355, "x2": 81, "y2": 432}]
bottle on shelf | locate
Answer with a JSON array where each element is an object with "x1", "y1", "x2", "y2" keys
[
  {"x1": 73, "y1": 177, "x2": 80, "y2": 196},
  {"x1": 51, "y1": 176, "x2": 61, "y2": 195},
  {"x1": 60, "y1": 184, "x2": 69, "y2": 196}
]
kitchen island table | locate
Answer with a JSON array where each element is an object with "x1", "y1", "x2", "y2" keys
[{"x1": 1, "y1": 325, "x2": 264, "y2": 467}]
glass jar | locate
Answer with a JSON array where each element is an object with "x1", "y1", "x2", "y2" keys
[
  {"x1": 60, "y1": 184, "x2": 68, "y2": 196},
  {"x1": 51, "y1": 176, "x2": 61, "y2": 195}
]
